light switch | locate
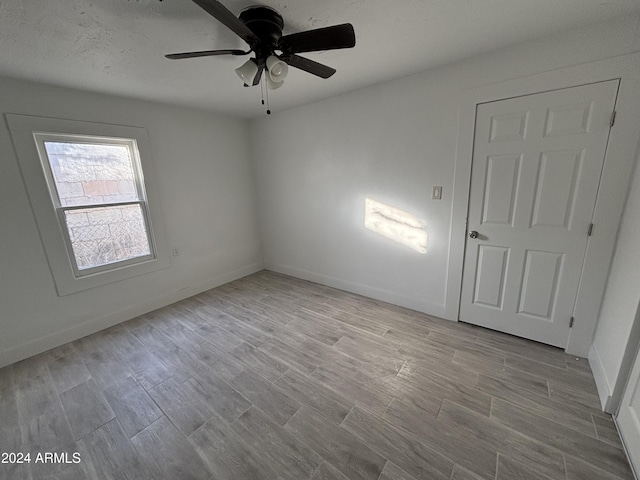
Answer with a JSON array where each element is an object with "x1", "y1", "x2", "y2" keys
[{"x1": 432, "y1": 186, "x2": 442, "y2": 200}]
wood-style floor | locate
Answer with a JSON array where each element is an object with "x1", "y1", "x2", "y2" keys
[{"x1": 0, "y1": 271, "x2": 634, "y2": 480}]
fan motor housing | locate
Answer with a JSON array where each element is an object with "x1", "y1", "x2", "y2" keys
[{"x1": 239, "y1": 6, "x2": 284, "y2": 46}]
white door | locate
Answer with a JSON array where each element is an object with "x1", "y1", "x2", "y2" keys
[
  {"x1": 618, "y1": 344, "x2": 640, "y2": 476},
  {"x1": 460, "y1": 80, "x2": 618, "y2": 347}
]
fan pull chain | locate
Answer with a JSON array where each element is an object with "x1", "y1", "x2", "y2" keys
[
  {"x1": 265, "y1": 79, "x2": 271, "y2": 115},
  {"x1": 258, "y1": 74, "x2": 271, "y2": 115}
]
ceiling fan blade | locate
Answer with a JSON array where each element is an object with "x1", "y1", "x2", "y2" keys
[
  {"x1": 165, "y1": 49, "x2": 249, "y2": 59},
  {"x1": 278, "y1": 23, "x2": 355, "y2": 54},
  {"x1": 191, "y1": 0, "x2": 260, "y2": 47},
  {"x1": 282, "y1": 54, "x2": 336, "y2": 79}
]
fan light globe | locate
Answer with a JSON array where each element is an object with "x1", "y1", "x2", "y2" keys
[
  {"x1": 266, "y1": 76, "x2": 284, "y2": 90},
  {"x1": 266, "y1": 55, "x2": 288, "y2": 83},
  {"x1": 235, "y1": 59, "x2": 258, "y2": 84}
]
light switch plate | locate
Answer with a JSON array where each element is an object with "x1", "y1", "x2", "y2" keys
[{"x1": 432, "y1": 186, "x2": 442, "y2": 200}]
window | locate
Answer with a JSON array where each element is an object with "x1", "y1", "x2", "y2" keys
[
  {"x1": 34, "y1": 135, "x2": 154, "y2": 275},
  {"x1": 7, "y1": 115, "x2": 169, "y2": 295}
]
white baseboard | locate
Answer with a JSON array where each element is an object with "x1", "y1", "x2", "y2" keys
[
  {"x1": 589, "y1": 344, "x2": 613, "y2": 412},
  {"x1": 266, "y1": 263, "x2": 448, "y2": 319},
  {"x1": 0, "y1": 262, "x2": 264, "y2": 369}
]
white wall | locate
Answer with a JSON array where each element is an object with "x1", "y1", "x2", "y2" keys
[
  {"x1": 250, "y1": 15, "x2": 640, "y2": 318},
  {"x1": 0, "y1": 77, "x2": 262, "y2": 367},
  {"x1": 590, "y1": 151, "x2": 640, "y2": 408}
]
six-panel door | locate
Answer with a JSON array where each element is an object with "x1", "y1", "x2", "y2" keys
[{"x1": 459, "y1": 80, "x2": 618, "y2": 347}]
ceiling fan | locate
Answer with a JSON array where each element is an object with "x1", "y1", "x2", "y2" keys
[{"x1": 165, "y1": 0, "x2": 356, "y2": 90}]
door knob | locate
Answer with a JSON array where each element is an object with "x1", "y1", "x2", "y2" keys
[{"x1": 469, "y1": 230, "x2": 479, "y2": 239}]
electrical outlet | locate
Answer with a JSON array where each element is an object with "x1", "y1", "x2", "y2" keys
[
  {"x1": 432, "y1": 186, "x2": 442, "y2": 200},
  {"x1": 172, "y1": 247, "x2": 180, "y2": 257}
]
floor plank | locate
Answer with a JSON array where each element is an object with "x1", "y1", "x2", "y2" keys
[
  {"x1": 259, "y1": 337, "x2": 319, "y2": 374},
  {"x1": 228, "y1": 369, "x2": 300, "y2": 425},
  {"x1": 496, "y1": 454, "x2": 554, "y2": 480},
  {"x1": 274, "y1": 368, "x2": 352, "y2": 424},
  {"x1": 230, "y1": 406, "x2": 323, "y2": 480},
  {"x1": 285, "y1": 405, "x2": 386, "y2": 480},
  {"x1": 565, "y1": 454, "x2": 635, "y2": 480},
  {"x1": 59, "y1": 379, "x2": 115, "y2": 440},
  {"x1": 439, "y1": 399, "x2": 566, "y2": 480},
  {"x1": 477, "y1": 374, "x2": 596, "y2": 435},
  {"x1": 310, "y1": 366, "x2": 393, "y2": 415},
  {"x1": 382, "y1": 398, "x2": 497, "y2": 480},
  {"x1": 46, "y1": 345, "x2": 92, "y2": 394},
  {"x1": 103, "y1": 376, "x2": 164, "y2": 438},
  {"x1": 311, "y1": 462, "x2": 352, "y2": 480},
  {"x1": 593, "y1": 414, "x2": 624, "y2": 448},
  {"x1": 78, "y1": 419, "x2": 152, "y2": 479},
  {"x1": 189, "y1": 416, "x2": 280, "y2": 480},
  {"x1": 27, "y1": 439, "x2": 94, "y2": 480},
  {"x1": 450, "y1": 464, "x2": 487, "y2": 480},
  {"x1": 132, "y1": 417, "x2": 210, "y2": 480},
  {"x1": 229, "y1": 342, "x2": 290, "y2": 381},
  {"x1": 20, "y1": 403, "x2": 74, "y2": 453},
  {"x1": 81, "y1": 348, "x2": 132, "y2": 391},
  {"x1": 490, "y1": 398, "x2": 633, "y2": 479},
  {"x1": 342, "y1": 406, "x2": 453, "y2": 480},
  {"x1": 15, "y1": 368, "x2": 61, "y2": 424}
]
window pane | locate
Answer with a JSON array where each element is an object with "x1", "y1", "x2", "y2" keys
[
  {"x1": 65, "y1": 204, "x2": 151, "y2": 270},
  {"x1": 44, "y1": 142, "x2": 139, "y2": 206}
]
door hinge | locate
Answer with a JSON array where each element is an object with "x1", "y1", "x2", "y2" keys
[
  {"x1": 587, "y1": 223, "x2": 594, "y2": 236},
  {"x1": 610, "y1": 111, "x2": 616, "y2": 127},
  {"x1": 569, "y1": 316, "x2": 575, "y2": 328}
]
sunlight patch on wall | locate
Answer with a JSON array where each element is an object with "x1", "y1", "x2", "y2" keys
[{"x1": 364, "y1": 197, "x2": 427, "y2": 254}]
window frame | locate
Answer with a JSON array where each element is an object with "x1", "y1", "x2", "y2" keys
[
  {"x1": 7, "y1": 114, "x2": 170, "y2": 296},
  {"x1": 33, "y1": 133, "x2": 156, "y2": 277}
]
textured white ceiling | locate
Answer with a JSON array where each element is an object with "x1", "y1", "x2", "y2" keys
[{"x1": 1, "y1": 0, "x2": 638, "y2": 118}]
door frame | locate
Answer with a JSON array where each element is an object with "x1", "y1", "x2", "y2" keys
[
  {"x1": 611, "y1": 301, "x2": 640, "y2": 413},
  {"x1": 445, "y1": 52, "x2": 640, "y2": 357},
  {"x1": 614, "y1": 310, "x2": 640, "y2": 477}
]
